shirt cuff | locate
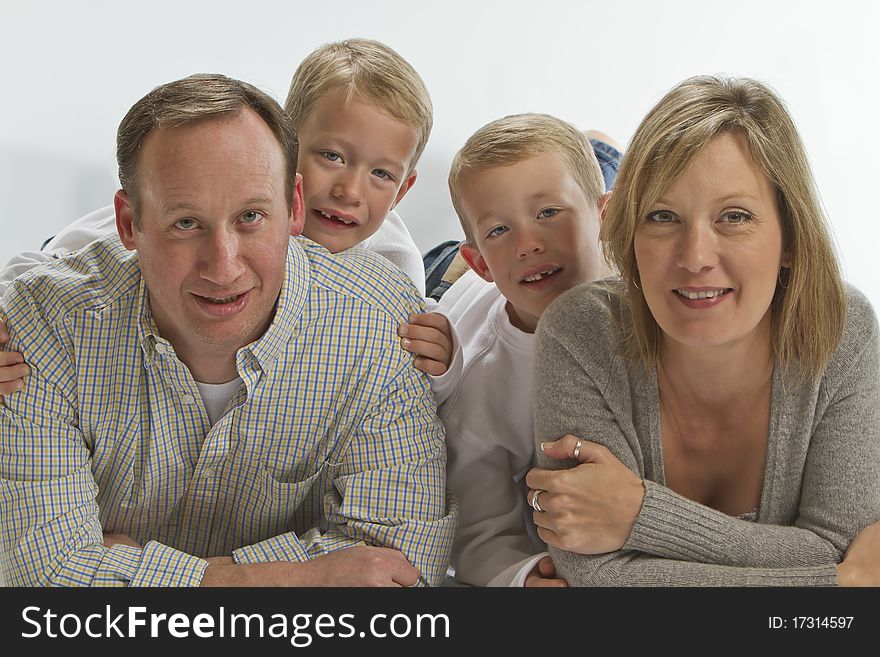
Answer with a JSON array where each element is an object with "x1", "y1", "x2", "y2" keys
[
  {"x1": 232, "y1": 532, "x2": 311, "y2": 564},
  {"x1": 128, "y1": 541, "x2": 208, "y2": 587}
]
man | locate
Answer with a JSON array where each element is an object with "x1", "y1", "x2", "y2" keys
[{"x1": 0, "y1": 74, "x2": 454, "y2": 586}]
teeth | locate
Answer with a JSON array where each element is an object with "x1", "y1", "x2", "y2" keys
[
  {"x1": 523, "y1": 269, "x2": 559, "y2": 283},
  {"x1": 319, "y1": 210, "x2": 354, "y2": 225},
  {"x1": 206, "y1": 295, "x2": 239, "y2": 304},
  {"x1": 676, "y1": 289, "x2": 728, "y2": 300}
]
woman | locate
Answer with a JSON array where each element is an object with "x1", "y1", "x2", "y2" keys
[{"x1": 526, "y1": 75, "x2": 880, "y2": 586}]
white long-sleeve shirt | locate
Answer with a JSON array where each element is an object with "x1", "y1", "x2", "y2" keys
[
  {"x1": 0, "y1": 207, "x2": 426, "y2": 297},
  {"x1": 432, "y1": 270, "x2": 548, "y2": 587}
]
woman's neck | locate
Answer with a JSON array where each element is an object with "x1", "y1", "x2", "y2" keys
[{"x1": 658, "y1": 313, "x2": 774, "y2": 411}]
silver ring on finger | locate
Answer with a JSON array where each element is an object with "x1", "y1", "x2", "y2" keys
[
  {"x1": 531, "y1": 490, "x2": 545, "y2": 513},
  {"x1": 573, "y1": 438, "x2": 583, "y2": 461}
]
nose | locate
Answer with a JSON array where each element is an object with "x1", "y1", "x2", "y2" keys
[
  {"x1": 200, "y1": 227, "x2": 246, "y2": 286},
  {"x1": 676, "y1": 223, "x2": 717, "y2": 273},
  {"x1": 516, "y1": 226, "x2": 545, "y2": 260},
  {"x1": 331, "y1": 168, "x2": 363, "y2": 206}
]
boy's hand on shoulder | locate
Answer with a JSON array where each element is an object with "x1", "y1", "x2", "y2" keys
[
  {"x1": 0, "y1": 318, "x2": 30, "y2": 402},
  {"x1": 398, "y1": 312, "x2": 453, "y2": 376}
]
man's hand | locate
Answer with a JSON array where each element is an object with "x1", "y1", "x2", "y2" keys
[
  {"x1": 523, "y1": 555, "x2": 567, "y2": 587},
  {"x1": 0, "y1": 318, "x2": 29, "y2": 402},
  {"x1": 200, "y1": 546, "x2": 421, "y2": 587},
  {"x1": 398, "y1": 312, "x2": 453, "y2": 376}
]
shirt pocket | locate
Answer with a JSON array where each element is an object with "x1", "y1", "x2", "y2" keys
[{"x1": 231, "y1": 461, "x2": 328, "y2": 545}]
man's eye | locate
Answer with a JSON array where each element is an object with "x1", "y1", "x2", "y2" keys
[
  {"x1": 321, "y1": 151, "x2": 342, "y2": 163},
  {"x1": 241, "y1": 211, "x2": 264, "y2": 224},
  {"x1": 174, "y1": 218, "x2": 198, "y2": 230},
  {"x1": 486, "y1": 225, "x2": 509, "y2": 238}
]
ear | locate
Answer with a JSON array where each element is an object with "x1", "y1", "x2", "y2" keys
[
  {"x1": 115, "y1": 190, "x2": 138, "y2": 250},
  {"x1": 459, "y1": 241, "x2": 494, "y2": 283},
  {"x1": 289, "y1": 173, "x2": 306, "y2": 236},
  {"x1": 391, "y1": 170, "x2": 417, "y2": 210},
  {"x1": 598, "y1": 191, "x2": 612, "y2": 224}
]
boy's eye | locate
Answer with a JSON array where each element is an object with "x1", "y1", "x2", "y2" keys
[
  {"x1": 241, "y1": 211, "x2": 264, "y2": 224},
  {"x1": 321, "y1": 151, "x2": 342, "y2": 163},
  {"x1": 486, "y1": 225, "x2": 509, "y2": 238},
  {"x1": 174, "y1": 218, "x2": 198, "y2": 231},
  {"x1": 646, "y1": 210, "x2": 676, "y2": 224},
  {"x1": 372, "y1": 169, "x2": 394, "y2": 181},
  {"x1": 538, "y1": 207, "x2": 560, "y2": 219}
]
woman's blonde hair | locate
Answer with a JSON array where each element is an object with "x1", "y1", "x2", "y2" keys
[{"x1": 602, "y1": 75, "x2": 845, "y2": 380}]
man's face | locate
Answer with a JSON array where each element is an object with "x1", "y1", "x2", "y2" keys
[
  {"x1": 297, "y1": 88, "x2": 418, "y2": 253},
  {"x1": 116, "y1": 109, "x2": 301, "y2": 373},
  {"x1": 459, "y1": 152, "x2": 611, "y2": 333}
]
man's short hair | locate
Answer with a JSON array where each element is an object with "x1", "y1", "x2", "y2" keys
[
  {"x1": 448, "y1": 113, "x2": 605, "y2": 243},
  {"x1": 117, "y1": 73, "x2": 299, "y2": 226},
  {"x1": 284, "y1": 38, "x2": 432, "y2": 175}
]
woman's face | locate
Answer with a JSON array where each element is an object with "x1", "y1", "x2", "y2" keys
[{"x1": 633, "y1": 131, "x2": 788, "y2": 351}]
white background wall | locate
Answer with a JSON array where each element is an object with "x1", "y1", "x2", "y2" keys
[{"x1": 1, "y1": 0, "x2": 878, "y2": 306}]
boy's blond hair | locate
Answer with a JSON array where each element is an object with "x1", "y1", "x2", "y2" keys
[
  {"x1": 448, "y1": 114, "x2": 604, "y2": 243},
  {"x1": 285, "y1": 38, "x2": 432, "y2": 174},
  {"x1": 601, "y1": 75, "x2": 845, "y2": 380}
]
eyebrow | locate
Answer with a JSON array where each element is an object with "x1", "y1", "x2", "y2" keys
[
  {"x1": 653, "y1": 192, "x2": 762, "y2": 207},
  {"x1": 162, "y1": 197, "x2": 276, "y2": 214}
]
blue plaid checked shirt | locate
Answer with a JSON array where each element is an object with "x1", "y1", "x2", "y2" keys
[{"x1": 0, "y1": 234, "x2": 455, "y2": 586}]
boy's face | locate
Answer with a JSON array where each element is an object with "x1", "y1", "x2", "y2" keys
[
  {"x1": 297, "y1": 88, "x2": 419, "y2": 253},
  {"x1": 458, "y1": 151, "x2": 611, "y2": 333}
]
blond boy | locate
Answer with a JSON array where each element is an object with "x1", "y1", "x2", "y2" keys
[
  {"x1": 0, "y1": 38, "x2": 431, "y2": 394},
  {"x1": 402, "y1": 114, "x2": 614, "y2": 586}
]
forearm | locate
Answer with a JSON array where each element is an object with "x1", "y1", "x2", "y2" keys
[{"x1": 623, "y1": 480, "x2": 841, "y2": 567}]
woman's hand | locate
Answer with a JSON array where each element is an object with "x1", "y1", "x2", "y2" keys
[
  {"x1": 837, "y1": 520, "x2": 880, "y2": 586},
  {"x1": 526, "y1": 435, "x2": 645, "y2": 555}
]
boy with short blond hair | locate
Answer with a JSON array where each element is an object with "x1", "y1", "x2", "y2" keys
[{"x1": 402, "y1": 113, "x2": 617, "y2": 586}]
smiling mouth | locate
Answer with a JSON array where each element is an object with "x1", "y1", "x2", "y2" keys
[
  {"x1": 315, "y1": 209, "x2": 358, "y2": 226},
  {"x1": 200, "y1": 294, "x2": 243, "y2": 304},
  {"x1": 521, "y1": 267, "x2": 561, "y2": 284},
  {"x1": 674, "y1": 288, "x2": 732, "y2": 300}
]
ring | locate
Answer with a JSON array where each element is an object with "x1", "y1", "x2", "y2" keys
[
  {"x1": 530, "y1": 490, "x2": 544, "y2": 513},
  {"x1": 573, "y1": 439, "x2": 583, "y2": 460}
]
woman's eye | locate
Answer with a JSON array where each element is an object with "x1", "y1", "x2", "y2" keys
[
  {"x1": 538, "y1": 208, "x2": 559, "y2": 219},
  {"x1": 647, "y1": 210, "x2": 676, "y2": 223},
  {"x1": 174, "y1": 218, "x2": 197, "y2": 230},
  {"x1": 487, "y1": 225, "x2": 509, "y2": 238},
  {"x1": 722, "y1": 210, "x2": 753, "y2": 224}
]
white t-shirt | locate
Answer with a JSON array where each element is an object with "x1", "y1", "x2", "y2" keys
[
  {"x1": 0, "y1": 207, "x2": 426, "y2": 297},
  {"x1": 431, "y1": 270, "x2": 548, "y2": 587}
]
